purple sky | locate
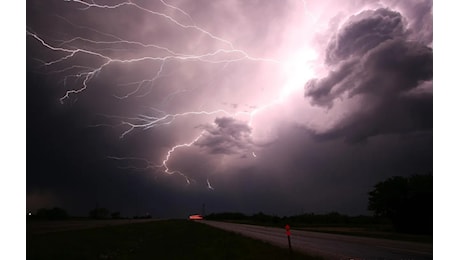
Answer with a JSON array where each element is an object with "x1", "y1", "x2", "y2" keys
[{"x1": 27, "y1": 0, "x2": 432, "y2": 218}]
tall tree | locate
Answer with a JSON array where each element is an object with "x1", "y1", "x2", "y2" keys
[{"x1": 368, "y1": 174, "x2": 432, "y2": 234}]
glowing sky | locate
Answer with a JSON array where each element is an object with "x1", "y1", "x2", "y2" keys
[{"x1": 27, "y1": 0, "x2": 432, "y2": 217}]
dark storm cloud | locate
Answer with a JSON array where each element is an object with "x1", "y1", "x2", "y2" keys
[
  {"x1": 207, "y1": 123, "x2": 432, "y2": 216},
  {"x1": 305, "y1": 7, "x2": 432, "y2": 142},
  {"x1": 387, "y1": 0, "x2": 432, "y2": 45},
  {"x1": 27, "y1": 0, "x2": 432, "y2": 219},
  {"x1": 325, "y1": 8, "x2": 406, "y2": 65},
  {"x1": 195, "y1": 117, "x2": 253, "y2": 155}
]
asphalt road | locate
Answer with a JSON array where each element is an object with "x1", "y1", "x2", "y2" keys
[{"x1": 201, "y1": 221, "x2": 432, "y2": 260}]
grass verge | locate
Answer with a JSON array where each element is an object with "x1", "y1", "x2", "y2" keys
[
  {"x1": 27, "y1": 219, "x2": 322, "y2": 259},
  {"x1": 218, "y1": 220, "x2": 432, "y2": 244},
  {"x1": 298, "y1": 226, "x2": 432, "y2": 244}
]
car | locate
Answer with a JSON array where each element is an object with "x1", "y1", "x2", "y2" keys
[{"x1": 188, "y1": 214, "x2": 203, "y2": 220}]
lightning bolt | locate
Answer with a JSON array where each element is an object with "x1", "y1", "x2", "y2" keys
[
  {"x1": 28, "y1": 0, "x2": 314, "y2": 187},
  {"x1": 206, "y1": 178, "x2": 215, "y2": 190},
  {"x1": 161, "y1": 133, "x2": 205, "y2": 185},
  {"x1": 107, "y1": 156, "x2": 162, "y2": 171},
  {"x1": 67, "y1": 0, "x2": 236, "y2": 48},
  {"x1": 28, "y1": 29, "x2": 277, "y2": 104}
]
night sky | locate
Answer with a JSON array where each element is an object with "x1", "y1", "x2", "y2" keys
[{"x1": 26, "y1": 0, "x2": 433, "y2": 218}]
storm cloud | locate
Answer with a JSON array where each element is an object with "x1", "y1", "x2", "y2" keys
[
  {"x1": 305, "y1": 7, "x2": 432, "y2": 142},
  {"x1": 196, "y1": 117, "x2": 253, "y2": 155},
  {"x1": 27, "y1": 0, "x2": 432, "y2": 218},
  {"x1": 325, "y1": 8, "x2": 406, "y2": 65}
]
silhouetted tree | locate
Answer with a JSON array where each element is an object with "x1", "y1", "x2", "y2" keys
[
  {"x1": 133, "y1": 213, "x2": 152, "y2": 219},
  {"x1": 89, "y1": 207, "x2": 110, "y2": 219},
  {"x1": 36, "y1": 207, "x2": 69, "y2": 220},
  {"x1": 111, "y1": 211, "x2": 121, "y2": 219},
  {"x1": 368, "y1": 174, "x2": 432, "y2": 234},
  {"x1": 205, "y1": 212, "x2": 248, "y2": 221},
  {"x1": 252, "y1": 212, "x2": 272, "y2": 223}
]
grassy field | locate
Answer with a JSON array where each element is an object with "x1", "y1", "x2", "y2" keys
[
  {"x1": 218, "y1": 220, "x2": 432, "y2": 244},
  {"x1": 298, "y1": 226, "x2": 433, "y2": 244},
  {"x1": 27, "y1": 220, "x2": 322, "y2": 260}
]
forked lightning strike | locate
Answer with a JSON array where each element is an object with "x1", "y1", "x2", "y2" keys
[
  {"x1": 67, "y1": 0, "x2": 235, "y2": 48},
  {"x1": 28, "y1": 0, "x2": 311, "y2": 187},
  {"x1": 116, "y1": 109, "x2": 239, "y2": 138},
  {"x1": 161, "y1": 133, "x2": 206, "y2": 185}
]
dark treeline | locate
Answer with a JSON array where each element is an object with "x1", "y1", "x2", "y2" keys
[
  {"x1": 29, "y1": 207, "x2": 128, "y2": 220},
  {"x1": 31, "y1": 207, "x2": 69, "y2": 220},
  {"x1": 87, "y1": 207, "x2": 151, "y2": 219},
  {"x1": 207, "y1": 174, "x2": 432, "y2": 235},
  {"x1": 205, "y1": 211, "x2": 387, "y2": 227},
  {"x1": 28, "y1": 175, "x2": 431, "y2": 235},
  {"x1": 28, "y1": 206, "x2": 154, "y2": 221}
]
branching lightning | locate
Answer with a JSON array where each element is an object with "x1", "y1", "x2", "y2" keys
[
  {"x1": 94, "y1": 109, "x2": 241, "y2": 139},
  {"x1": 67, "y1": 0, "x2": 236, "y2": 48},
  {"x1": 28, "y1": 0, "x2": 315, "y2": 189},
  {"x1": 161, "y1": 133, "x2": 205, "y2": 185}
]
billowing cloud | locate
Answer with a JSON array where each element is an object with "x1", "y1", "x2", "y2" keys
[
  {"x1": 325, "y1": 8, "x2": 406, "y2": 65},
  {"x1": 196, "y1": 117, "x2": 253, "y2": 155},
  {"x1": 305, "y1": 7, "x2": 432, "y2": 142},
  {"x1": 26, "y1": 0, "x2": 432, "y2": 217}
]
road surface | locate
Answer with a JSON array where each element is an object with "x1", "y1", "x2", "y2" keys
[{"x1": 201, "y1": 221, "x2": 432, "y2": 260}]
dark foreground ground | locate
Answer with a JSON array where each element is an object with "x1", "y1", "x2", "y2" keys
[
  {"x1": 27, "y1": 219, "x2": 155, "y2": 235},
  {"x1": 27, "y1": 219, "x2": 320, "y2": 259}
]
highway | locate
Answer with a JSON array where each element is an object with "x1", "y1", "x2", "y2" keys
[{"x1": 201, "y1": 221, "x2": 432, "y2": 260}]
